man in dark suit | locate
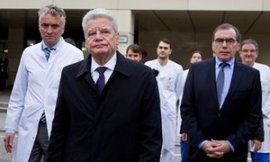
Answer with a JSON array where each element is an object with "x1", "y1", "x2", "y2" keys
[
  {"x1": 47, "y1": 8, "x2": 162, "y2": 162},
  {"x1": 180, "y1": 23, "x2": 263, "y2": 162}
]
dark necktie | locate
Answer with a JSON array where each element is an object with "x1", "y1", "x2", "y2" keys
[
  {"x1": 40, "y1": 111, "x2": 46, "y2": 124},
  {"x1": 216, "y1": 62, "x2": 228, "y2": 106},
  {"x1": 96, "y1": 67, "x2": 107, "y2": 94}
]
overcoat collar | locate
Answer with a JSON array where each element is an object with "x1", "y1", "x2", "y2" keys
[{"x1": 76, "y1": 51, "x2": 131, "y2": 79}]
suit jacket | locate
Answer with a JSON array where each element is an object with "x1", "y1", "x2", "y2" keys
[
  {"x1": 47, "y1": 52, "x2": 162, "y2": 162},
  {"x1": 180, "y1": 58, "x2": 262, "y2": 162}
]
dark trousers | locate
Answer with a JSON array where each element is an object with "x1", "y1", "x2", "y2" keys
[{"x1": 29, "y1": 122, "x2": 49, "y2": 162}]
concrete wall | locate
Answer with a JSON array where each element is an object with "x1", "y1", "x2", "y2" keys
[
  {"x1": 2, "y1": 0, "x2": 270, "y2": 11},
  {"x1": 1, "y1": 0, "x2": 270, "y2": 85}
]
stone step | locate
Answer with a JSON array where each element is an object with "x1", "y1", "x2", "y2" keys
[
  {"x1": 0, "y1": 102, "x2": 8, "y2": 113},
  {"x1": 0, "y1": 102, "x2": 8, "y2": 107},
  {"x1": 0, "y1": 107, "x2": 7, "y2": 113}
]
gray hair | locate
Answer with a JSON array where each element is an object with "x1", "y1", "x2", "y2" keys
[
  {"x1": 82, "y1": 8, "x2": 118, "y2": 37},
  {"x1": 240, "y1": 38, "x2": 259, "y2": 52},
  {"x1": 212, "y1": 23, "x2": 241, "y2": 43},
  {"x1": 38, "y1": 5, "x2": 66, "y2": 28}
]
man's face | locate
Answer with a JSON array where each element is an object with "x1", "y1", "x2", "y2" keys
[
  {"x1": 239, "y1": 43, "x2": 258, "y2": 66},
  {"x1": 126, "y1": 49, "x2": 142, "y2": 62},
  {"x1": 190, "y1": 52, "x2": 202, "y2": 63},
  {"x1": 85, "y1": 17, "x2": 119, "y2": 59},
  {"x1": 156, "y1": 41, "x2": 172, "y2": 60},
  {"x1": 39, "y1": 14, "x2": 64, "y2": 47},
  {"x1": 212, "y1": 28, "x2": 239, "y2": 62}
]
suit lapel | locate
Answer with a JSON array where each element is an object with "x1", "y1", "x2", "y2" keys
[
  {"x1": 223, "y1": 61, "x2": 243, "y2": 105},
  {"x1": 209, "y1": 59, "x2": 221, "y2": 109}
]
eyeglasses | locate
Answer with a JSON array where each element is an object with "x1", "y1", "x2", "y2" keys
[{"x1": 214, "y1": 38, "x2": 237, "y2": 45}]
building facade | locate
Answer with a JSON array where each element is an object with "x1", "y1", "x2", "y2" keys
[{"x1": 1, "y1": 0, "x2": 270, "y2": 85}]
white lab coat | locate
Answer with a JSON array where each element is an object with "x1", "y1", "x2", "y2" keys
[
  {"x1": 145, "y1": 59, "x2": 183, "y2": 161},
  {"x1": 176, "y1": 69, "x2": 188, "y2": 137},
  {"x1": 249, "y1": 62, "x2": 270, "y2": 153},
  {"x1": 5, "y1": 38, "x2": 84, "y2": 162}
]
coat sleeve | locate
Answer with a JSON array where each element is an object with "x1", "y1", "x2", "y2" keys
[
  {"x1": 5, "y1": 51, "x2": 28, "y2": 133},
  {"x1": 227, "y1": 70, "x2": 263, "y2": 149},
  {"x1": 138, "y1": 68, "x2": 162, "y2": 162},
  {"x1": 47, "y1": 69, "x2": 70, "y2": 162},
  {"x1": 262, "y1": 67, "x2": 270, "y2": 127}
]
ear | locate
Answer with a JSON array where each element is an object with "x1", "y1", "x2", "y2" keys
[
  {"x1": 116, "y1": 32, "x2": 119, "y2": 46},
  {"x1": 61, "y1": 28, "x2": 65, "y2": 35},
  {"x1": 211, "y1": 41, "x2": 215, "y2": 52},
  {"x1": 236, "y1": 43, "x2": 240, "y2": 51},
  {"x1": 254, "y1": 52, "x2": 258, "y2": 59},
  {"x1": 169, "y1": 49, "x2": 172, "y2": 55}
]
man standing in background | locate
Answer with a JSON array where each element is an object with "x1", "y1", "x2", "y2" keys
[
  {"x1": 125, "y1": 43, "x2": 143, "y2": 62},
  {"x1": 240, "y1": 38, "x2": 270, "y2": 162},
  {"x1": 145, "y1": 38, "x2": 183, "y2": 162},
  {"x1": 4, "y1": 5, "x2": 83, "y2": 162}
]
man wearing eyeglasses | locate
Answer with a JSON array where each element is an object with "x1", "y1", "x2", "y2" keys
[
  {"x1": 239, "y1": 38, "x2": 270, "y2": 162},
  {"x1": 181, "y1": 23, "x2": 263, "y2": 162},
  {"x1": 4, "y1": 5, "x2": 83, "y2": 162}
]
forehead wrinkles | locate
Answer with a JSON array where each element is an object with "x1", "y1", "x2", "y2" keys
[{"x1": 88, "y1": 18, "x2": 112, "y2": 28}]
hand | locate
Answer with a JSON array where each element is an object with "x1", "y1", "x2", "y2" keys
[
  {"x1": 251, "y1": 139, "x2": 262, "y2": 152},
  {"x1": 4, "y1": 133, "x2": 15, "y2": 153},
  {"x1": 202, "y1": 139, "x2": 231, "y2": 159},
  {"x1": 181, "y1": 133, "x2": 188, "y2": 141},
  {"x1": 210, "y1": 139, "x2": 231, "y2": 155},
  {"x1": 202, "y1": 140, "x2": 223, "y2": 158},
  {"x1": 206, "y1": 151, "x2": 224, "y2": 159}
]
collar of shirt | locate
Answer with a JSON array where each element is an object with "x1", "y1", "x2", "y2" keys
[
  {"x1": 91, "y1": 52, "x2": 117, "y2": 83},
  {"x1": 41, "y1": 37, "x2": 64, "y2": 52},
  {"x1": 215, "y1": 56, "x2": 235, "y2": 71}
]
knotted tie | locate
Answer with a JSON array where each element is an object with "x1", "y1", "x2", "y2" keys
[
  {"x1": 44, "y1": 48, "x2": 54, "y2": 60},
  {"x1": 216, "y1": 62, "x2": 228, "y2": 106},
  {"x1": 96, "y1": 67, "x2": 107, "y2": 94}
]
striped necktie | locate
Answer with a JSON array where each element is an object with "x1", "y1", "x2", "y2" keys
[
  {"x1": 40, "y1": 111, "x2": 46, "y2": 124},
  {"x1": 44, "y1": 48, "x2": 54, "y2": 60}
]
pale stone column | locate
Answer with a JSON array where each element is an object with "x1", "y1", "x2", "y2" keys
[
  {"x1": 7, "y1": 11, "x2": 25, "y2": 86},
  {"x1": 111, "y1": 9, "x2": 134, "y2": 55}
]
